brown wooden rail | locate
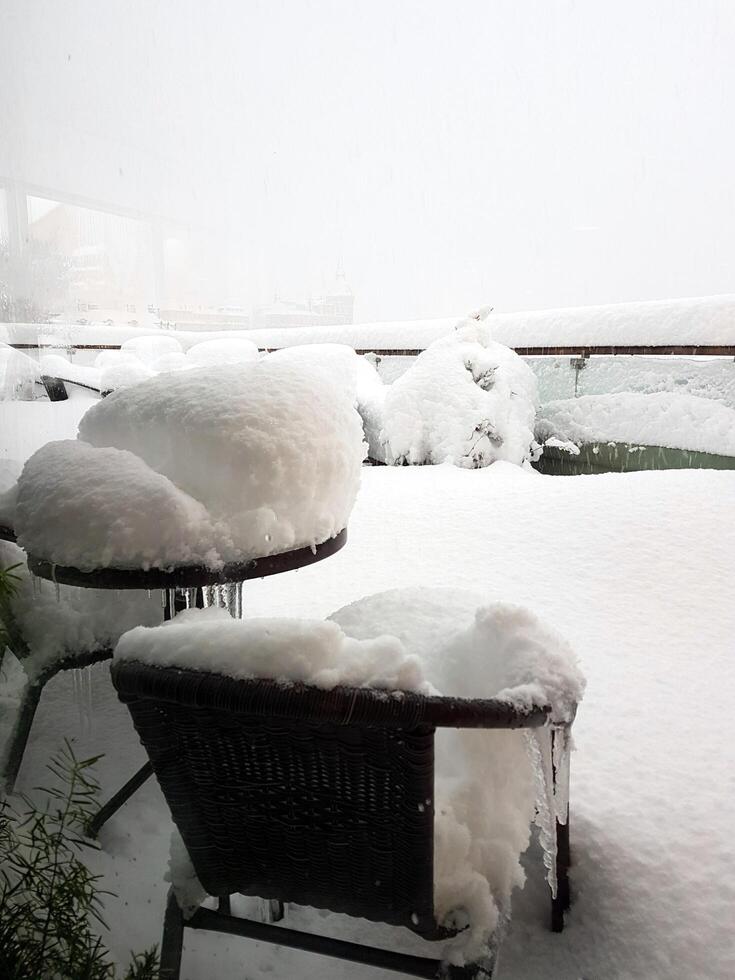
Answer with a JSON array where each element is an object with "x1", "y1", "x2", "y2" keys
[{"x1": 9, "y1": 342, "x2": 735, "y2": 357}]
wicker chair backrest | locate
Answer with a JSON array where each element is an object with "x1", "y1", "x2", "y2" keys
[{"x1": 113, "y1": 661, "x2": 443, "y2": 934}]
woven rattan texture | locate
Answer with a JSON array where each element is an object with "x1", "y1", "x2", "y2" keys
[{"x1": 121, "y1": 677, "x2": 441, "y2": 935}]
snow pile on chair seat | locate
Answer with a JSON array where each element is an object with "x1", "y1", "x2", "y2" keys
[
  {"x1": 117, "y1": 588, "x2": 583, "y2": 963},
  {"x1": 380, "y1": 318, "x2": 539, "y2": 467},
  {"x1": 0, "y1": 540, "x2": 162, "y2": 674},
  {"x1": 115, "y1": 606, "x2": 426, "y2": 692},
  {"x1": 14, "y1": 358, "x2": 364, "y2": 569},
  {"x1": 537, "y1": 391, "x2": 735, "y2": 457}
]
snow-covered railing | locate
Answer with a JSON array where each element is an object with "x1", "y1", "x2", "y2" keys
[{"x1": 3, "y1": 294, "x2": 735, "y2": 356}]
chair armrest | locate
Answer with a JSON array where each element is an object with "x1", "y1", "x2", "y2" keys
[{"x1": 112, "y1": 661, "x2": 551, "y2": 731}]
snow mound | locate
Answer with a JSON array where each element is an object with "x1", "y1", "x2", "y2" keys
[
  {"x1": 186, "y1": 338, "x2": 259, "y2": 367},
  {"x1": 8, "y1": 358, "x2": 365, "y2": 569},
  {"x1": 381, "y1": 319, "x2": 539, "y2": 467},
  {"x1": 115, "y1": 606, "x2": 426, "y2": 692},
  {"x1": 0, "y1": 540, "x2": 162, "y2": 674},
  {"x1": 152, "y1": 352, "x2": 189, "y2": 373},
  {"x1": 264, "y1": 343, "x2": 363, "y2": 396},
  {"x1": 537, "y1": 391, "x2": 735, "y2": 457},
  {"x1": 14, "y1": 440, "x2": 229, "y2": 571},
  {"x1": 100, "y1": 359, "x2": 155, "y2": 393},
  {"x1": 94, "y1": 349, "x2": 141, "y2": 371},
  {"x1": 39, "y1": 354, "x2": 102, "y2": 390},
  {"x1": 121, "y1": 335, "x2": 183, "y2": 366}
]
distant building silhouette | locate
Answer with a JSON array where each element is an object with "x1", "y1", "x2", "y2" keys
[{"x1": 253, "y1": 266, "x2": 354, "y2": 330}]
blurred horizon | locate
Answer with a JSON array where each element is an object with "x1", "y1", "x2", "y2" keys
[{"x1": 1, "y1": 0, "x2": 734, "y2": 326}]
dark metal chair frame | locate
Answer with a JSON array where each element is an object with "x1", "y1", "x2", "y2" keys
[
  {"x1": 112, "y1": 660, "x2": 573, "y2": 979},
  {"x1": 10, "y1": 529, "x2": 346, "y2": 833}
]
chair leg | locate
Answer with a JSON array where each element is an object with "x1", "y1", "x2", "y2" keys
[
  {"x1": 551, "y1": 815, "x2": 571, "y2": 932},
  {"x1": 2, "y1": 680, "x2": 43, "y2": 794},
  {"x1": 86, "y1": 761, "x2": 154, "y2": 837},
  {"x1": 159, "y1": 887, "x2": 185, "y2": 980}
]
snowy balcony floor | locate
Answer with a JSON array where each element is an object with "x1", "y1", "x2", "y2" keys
[{"x1": 10, "y1": 463, "x2": 735, "y2": 980}]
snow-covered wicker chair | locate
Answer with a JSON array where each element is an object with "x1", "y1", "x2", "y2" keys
[{"x1": 111, "y1": 660, "x2": 565, "y2": 980}]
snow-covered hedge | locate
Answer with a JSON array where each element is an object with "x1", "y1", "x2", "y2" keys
[
  {"x1": 375, "y1": 317, "x2": 539, "y2": 467},
  {"x1": 537, "y1": 391, "x2": 735, "y2": 457}
]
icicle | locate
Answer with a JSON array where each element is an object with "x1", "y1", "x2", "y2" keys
[
  {"x1": 72, "y1": 669, "x2": 83, "y2": 734},
  {"x1": 234, "y1": 581, "x2": 243, "y2": 620},
  {"x1": 526, "y1": 727, "x2": 558, "y2": 897},
  {"x1": 551, "y1": 723, "x2": 572, "y2": 824},
  {"x1": 71, "y1": 667, "x2": 94, "y2": 737},
  {"x1": 147, "y1": 589, "x2": 152, "y2": 599},
  {"x1": 223, "y1": 582, "x2": 239, "y2": 619},
  {"x1": 49, "y1": 563, "x2": 60, "y2": 603},
  {"x1": 88, "y1": 667, "x2": 94, "y2": 735}
]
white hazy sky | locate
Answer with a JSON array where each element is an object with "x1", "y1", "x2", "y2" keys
[{"x1": 1, "y1": 0, "x2": 734, "y2": 320}]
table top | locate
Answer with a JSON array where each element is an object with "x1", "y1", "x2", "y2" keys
[{"x1": 27, "y1": 527, "x2": 347, "y2": 590}]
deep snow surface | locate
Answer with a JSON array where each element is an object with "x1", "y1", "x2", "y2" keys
[{"x1": 6, "y1": 463, "x2": 735, "y2": 979}]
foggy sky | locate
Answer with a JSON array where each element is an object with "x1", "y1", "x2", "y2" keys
[{"x1": 1, "y1": 0, "x2": 734, "y2": 320}]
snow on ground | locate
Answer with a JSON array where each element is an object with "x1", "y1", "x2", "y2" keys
[
  {"x1": 9, "y1": 462, "x2": 735, "y2": 979},
  {"x1": 537, "y1": 391, "x2": 735, "y2": 456}
]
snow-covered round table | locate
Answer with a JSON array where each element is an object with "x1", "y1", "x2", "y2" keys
[
  {"x1": 27, "y1": 528, "x2": 347, "y2": 591},
  {"x1": 27, "y1": 529, "x2": 348, "y2": 835}
]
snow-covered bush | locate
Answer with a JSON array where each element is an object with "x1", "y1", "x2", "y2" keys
[
  {"x1": 380, "y1": 316, "x2": 539, "y2": 467},
  {"x1": 0, "y1": 742, "x2": 158, "y2": 980}
]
